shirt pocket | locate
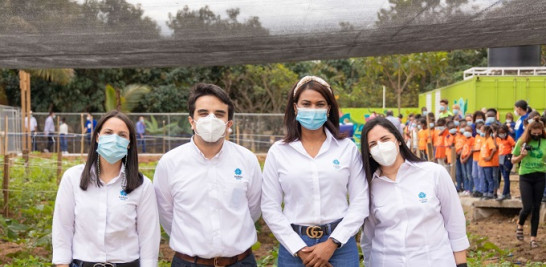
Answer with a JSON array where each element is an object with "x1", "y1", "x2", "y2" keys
[{"x1": 226, "y1": 180, "x2": 248, "y2": 209}]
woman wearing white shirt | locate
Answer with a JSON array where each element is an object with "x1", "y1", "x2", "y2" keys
[
  {"x1": 360, "y1": 117, "x2": 469, "y2": 267},
  {"x1": 261, "y1": 76, "x2": 369, "y2": 267},
  {"x1": 52, "y1": 110, "x2": 160, "y2": 267}
]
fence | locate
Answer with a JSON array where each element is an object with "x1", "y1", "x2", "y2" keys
[
  {"x1": 0, "y1": 105, "x2": 21, "y2": 154},
  {"x1": 30, "y1": 112, "x2": 285, "y2": 154}
]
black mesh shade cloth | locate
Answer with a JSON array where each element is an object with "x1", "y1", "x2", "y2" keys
[{"x1": 1, "y1": 0, "x2": 545, "y2": 68}]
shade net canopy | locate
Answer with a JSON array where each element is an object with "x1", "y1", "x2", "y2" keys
[{"x1": 1, "y1": 0, "x2": 545, "y2": 68}]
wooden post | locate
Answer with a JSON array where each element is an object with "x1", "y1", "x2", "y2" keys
[
  {"x1": 450, "y1": 146, "x2": 457, "y2": 182},
  {"x1": 3, "y1": 115, "x2": 9, "y2": 216},
  {"x1": 236, "y1": 125, "x2": 240, "y2": 145},
  {"x1": 19, "y1": 71, "x2": 31, "y2": 165},
  {"x1": 80, "y1": 113, "x2": 85, "y2": 160},
  {"x1": 162, "y1": 120, "x2": 166, "y2": 154},
  {"x1": 56, "y1": 117, "x2": 62, "y2": 183},
  {"x1": 426, "y1": 115, "x2": 434, "y2": 161}
]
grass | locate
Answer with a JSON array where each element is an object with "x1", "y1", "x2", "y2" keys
[{"x1": 0, "y1": 155, "x2": 544, "y2": 266}]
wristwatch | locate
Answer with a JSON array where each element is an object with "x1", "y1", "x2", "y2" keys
[{"x1": 329, "y1": 237, "x2": 342, "y2": 248}]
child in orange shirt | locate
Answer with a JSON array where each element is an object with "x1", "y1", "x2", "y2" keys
[
  {"x1": 496, "y1": 125, "x2": 516, "y2": 200},
  {"x1": 453, "y1": 121, "x2": 467, "y2": 192},
  {"x1": 434, "y1": 118, "x2": 449, "y2": 165},
  {"x1": 417, "y1": 118, "x2": 431, "y2": 161},
  {"x1": 471, "y1": 121, "x2": 485, "y2": 197},
  {"x1": 478, "y1": 125, "x2": 498, "y2": 199},
  {"x1": 461, "y1": 125, "x2": 475, "y2": 195}
]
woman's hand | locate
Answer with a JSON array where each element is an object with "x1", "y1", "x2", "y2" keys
[
  {"x1": 299, "y1": 239, "x2": 337, "y2": 267},
  {"x1": 520, "y1": 146, "x2": 528, "y2": 157}
]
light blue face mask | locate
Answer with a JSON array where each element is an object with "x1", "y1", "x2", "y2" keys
[
  {"x1": 296, "y1": 108, "x2": 328, "y2": 130},
  {"x1": 475, "y1": 119, "x2": 484, "y2": 124},
  {"x1": 480, "y1": 132, "x2": 486, "y2": 137},
  {"x1": 454, "y1": 120, "x2": 460, "y2": 126},
  {"x1": 97, "y1": 134, "x2": 130, "y2": 164},
  {"x1": 439, "y1": 106, "x2": 446, "y2": 111},
  {"x1": 429, "y1": 123, "x2": 435, "y2": 128},
  {"x1": 463, "y1": 132, "x2": 472, "y2": 138},
  {"x1": 485, "y1": 117, "x2": 495, "y2": 125},
  {"x1": 449, "y1": 128, "x2": 457, "y2": 134}
]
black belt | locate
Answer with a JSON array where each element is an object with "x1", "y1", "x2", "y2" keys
[
  {"x1": 71, "y1": 259, "x2": 139, "y2": 267},
  {"x1": 291, "y1": 219, "x2": 342, "y2": 239}
]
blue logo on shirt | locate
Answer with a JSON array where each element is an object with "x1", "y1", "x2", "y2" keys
[
  {"x1": 418, "y1": 192, "x2": 427, "y2": 203},
  {"x1": 234, "y1": 168, "x2": 243, "y2": 180},
  {"x1": 119, "y1": 190, "x2": 128, "y2": 201},
  {"x1": 333, "y1": 159, "x2": 341, "y2": 169}
]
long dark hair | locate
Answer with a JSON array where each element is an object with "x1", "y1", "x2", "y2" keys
[
  {"x1": 360, "y1": 117, "x2": 424, "y2": 189},
  {"x1": 520, "y1": 115, "x2": 546, "y2": 144},
  {"x1": 80, "y1": 110, "x2": 143, "y2": 194},
  {"x1": 283, "y1": 77, "x2": 344, "y2": 143}
]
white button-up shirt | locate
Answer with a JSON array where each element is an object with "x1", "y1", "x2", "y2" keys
[
  {"x1": 52, "y1": 164, "x2": 160, "y2": 266},
  {"x1": 361, "y1": 160, "x2": 469, "y2": 267},
  {"x1": 153, "y1": 138, "x2": 262, "y2": 258},
  {"x1": 261, "y1": 130, "x2": 369, "y2": 255}
]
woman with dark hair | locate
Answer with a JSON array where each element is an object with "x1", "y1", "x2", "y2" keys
[
  {"x1": 52, "y1": 110, "x2": 160, "y2": 267},
  {"x1": 262, "y1": 76, "x2": 368, "y2": 267},
  {"x1": 514, "y1": 100, "x2": 532, "y2": 141},
  {"x1": 360, "y1": 117, "x2": 469, "y2": 267},
  {"x1": 511, "y1": 116, "x2": 546, "y2": 248}
]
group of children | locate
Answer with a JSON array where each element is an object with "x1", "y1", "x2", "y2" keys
[{"x1": 406, "y1": 108, "x2": 517, "y2": 200}]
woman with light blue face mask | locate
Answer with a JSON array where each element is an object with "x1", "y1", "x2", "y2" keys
[
  {"x1": 52, "y1": 111, "x2": 160, "y2": 267},
  {"x1": 261, "y1": 76, "x2": 368, "y2": 267}
]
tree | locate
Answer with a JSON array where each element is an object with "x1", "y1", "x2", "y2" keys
[
  {"x1": 167, "y1": 5, "x2": 269, "y2": 39},
  {"x1": 104, "y1": 84, "x2": 150, "y2": 112}
]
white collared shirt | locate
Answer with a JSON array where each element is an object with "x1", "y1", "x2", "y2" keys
[
  {"x1": 52, "y1": 164, "x2": 160, "y2": 266},
  {"x1": 261, "y1": 130, "x2": 369, "y2": 255},
  {"x1": 153, "y1": 138, "x2": 262, "y2": 258},
  {"x1": 361, "y1": 160, "x2": 469, "y2": 267}
]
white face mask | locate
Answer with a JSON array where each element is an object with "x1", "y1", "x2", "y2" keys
[
  {"x1": 194, "y1": 114, "x2": 228, "y2": 143},
  {"x1": 370, "y1": 140, "x2": 399, "y2": 167}
]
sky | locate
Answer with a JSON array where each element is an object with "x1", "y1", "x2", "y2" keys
[{"x1": 75, "y1": 0, "x2": 503, "y2": 36}]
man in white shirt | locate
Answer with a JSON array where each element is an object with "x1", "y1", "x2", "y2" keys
[
  {"x1": 59, "y1": 117, "x2": 69, "y2": 154},
  {"x1": 44, "y1": 111, "x2": 55, "y2": 153},
  {"x1": 154, "y1": 83, "x2": 262, "y2": 267},
  {"x1": 24, "y1": 110, "x2": 38, "y2": 151}
]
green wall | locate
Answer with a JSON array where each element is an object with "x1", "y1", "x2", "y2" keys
[{"x1": 418, "y1": 76, "x2": 546, "y2": 119}]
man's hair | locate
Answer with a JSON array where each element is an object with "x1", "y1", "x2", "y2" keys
[{"x1": 188, "y1": 83, "x2": 234, "y2": 120}]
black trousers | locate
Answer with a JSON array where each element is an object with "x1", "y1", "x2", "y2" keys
[{"x1": 518, "y1": 172, "x2": 546, "y2": 237}]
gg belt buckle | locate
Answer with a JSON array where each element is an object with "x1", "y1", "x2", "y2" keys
[
  {"x1": 306, "y1": 226, "x2": 324, "y2": 239},
  {"x1": 214, "y1": 257, "x2": 224, "y2": 267}
]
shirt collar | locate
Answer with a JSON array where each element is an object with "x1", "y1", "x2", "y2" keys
[
  {"x1": 190, "y1": 136, "x2": 226, "y2": 160},
  {"x1": 288, "y1": 128, "x2": 336, "y2": 158},
  {"x1": 372, "y1": 159, "x2": 423, "y2": 182}
]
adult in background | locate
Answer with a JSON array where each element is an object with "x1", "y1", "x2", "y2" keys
[
  {"x1": 360, "y1": 117, "x2": 469, "y2": 267},
  {"x1": 514, "y1": 100, "x2": 532, "y2": 141},
  {"x1": 44, "y1": 111, "x2": 55, "y2": 153},
  {"x1": 439, "y1": 99, "x2": 453, "y2": 118},
  {"x1": 262, "y1": 76, "x2": 368, "y2": 267},
  {"x1": 386, "y1": 109, "x2": 403, "y2": 135},
  {"x1": 505, "y1": 112, "x2": 516, "y2": 140},
  {"x1": 52, "y1": 110, "x2": 160, "y2": 266},
  {"x1": 511, "y1": 116, "x2": 546, "y2": 248},
  {"x1": 154, "y1": 83, "x2": 262, "y2": 267},
  {"x1": 86, "y1": 113, "x2": 97, "y2": 146},
  {"x1": 24, "y1": 110, "x2": 38, "y2": 151},
  {"x1": 136, "y1": 116, "x2": 146, "y2": 153},
  {"x1": 59, "y1": 117, "x2": 69, "y2": 154}
]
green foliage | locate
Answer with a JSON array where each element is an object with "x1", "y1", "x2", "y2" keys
[
  {"x1": 3, "y1": 255, "x2": 50, "y2": 267},
  {"x1": 257, "y1": 246, "x2": 278, "y2": 267},
  {"x1": 144, "y1": 116, "x2": 184, "y2": 136}
]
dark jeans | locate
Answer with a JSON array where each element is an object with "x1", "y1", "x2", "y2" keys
[
  {"x1": 518, "y1": 172, "x2": 546, "y2": 237},
  {"x1": 455, "y1": 156, "x2": 464, "y2": 191},
  {"x1": 47, "y1": 133, "x2": 54, "y2": 152},
  {"x1": 60, "y1": 134, "x2": 68, "y2": 152},
  {"x1": 500, "y1": 155, "x2": 513, "y2": 196},
  {"x1": 463, "y1": 159, "x2": 473, "y2": 192},
  {"x1": 482, "y1": 166, "x2": 495, "y2": 194},
  {"x1": 138, "y1": 134, "x2": 146, "y2": 153},
  {"x1": 278, "y1": 235, "x2": 359, "y2": 267},
  {"x1": 171, "y1": 253, "x2": 256, "y2": 267}
]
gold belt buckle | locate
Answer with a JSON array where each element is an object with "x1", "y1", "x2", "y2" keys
[
  {"x1": 306, "y1": 226, "x2": 324, "y2": 238},
  {"x1": 214, "y1": 257, "x2": 224, "y2": 267}
]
